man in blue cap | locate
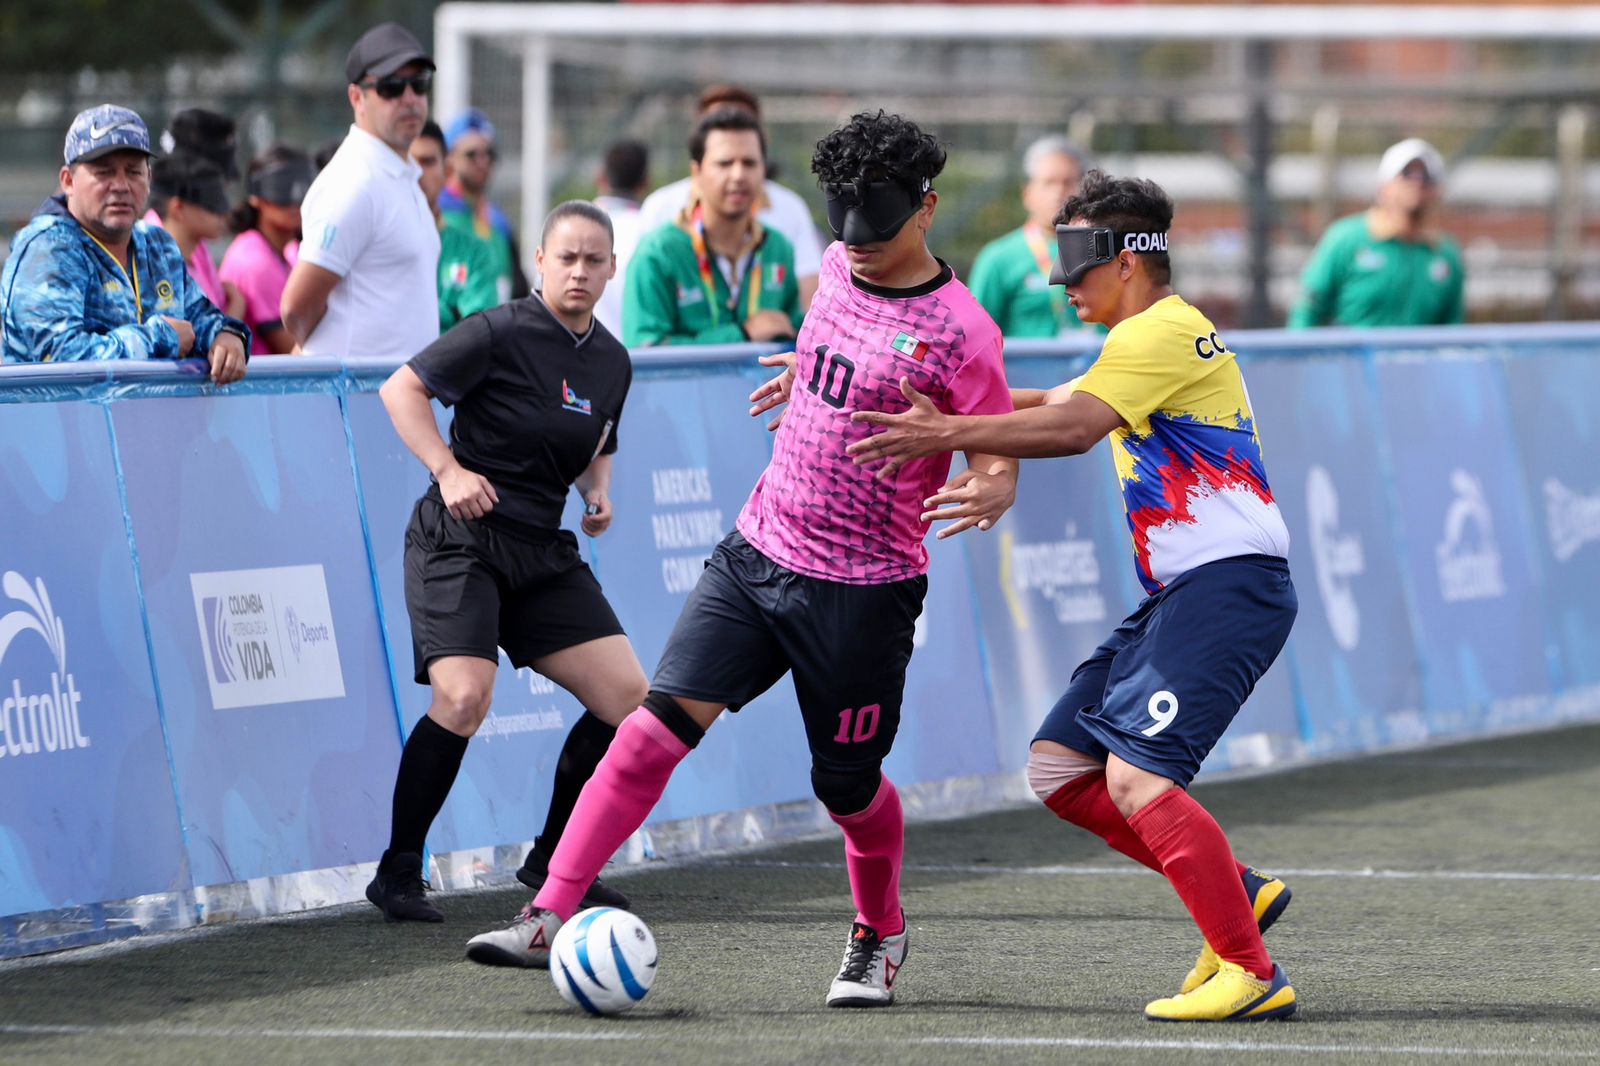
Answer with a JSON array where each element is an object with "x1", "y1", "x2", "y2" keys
[
  {"x1": 440, "y1": 108, "x2": 529, "y2": 305},
  {"x1": 0, "y1": 104, "x2": 249, "y2": 382}
]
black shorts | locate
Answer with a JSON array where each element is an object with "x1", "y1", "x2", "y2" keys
[
  {"x1": 652, "y1": 531, "x2": 927, "y2": 773},
  {"x1": 403, "y1": 495, "x2": 625, "y2": 683}
]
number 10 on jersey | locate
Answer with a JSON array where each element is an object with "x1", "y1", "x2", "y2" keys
[{"x1": 806, "y1": 345, "x2": 855, "y2": 409}]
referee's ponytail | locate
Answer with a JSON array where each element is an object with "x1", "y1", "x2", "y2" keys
[{"x1": 541, "y1": 200, "x2": 614, "y2": 250}]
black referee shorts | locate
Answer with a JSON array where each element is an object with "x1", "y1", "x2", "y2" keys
[
  {"x1": 652, "y1": 531, "x2": 927, "y2": 773},
  {"x1": 402, "y1": 495, "x2": 625, "y2": 683}
]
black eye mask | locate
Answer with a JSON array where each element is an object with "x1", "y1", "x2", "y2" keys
[
  {"x1": 1049, "y1": 225, "x2": 1169, "y2": 286},
  {"x1": 822, "y1": 178, "x2": 928, "y2": 245}
]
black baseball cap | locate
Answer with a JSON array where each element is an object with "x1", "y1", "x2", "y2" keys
[
  {"x1": 150, "y1": 151, "x2": 232, "y2": 216},
  {"x1": 345, "y1": 22, "x2": 434, "y2": 84}
]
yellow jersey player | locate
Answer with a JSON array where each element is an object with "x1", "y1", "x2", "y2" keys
[{"x1": 846, "y1": 170, "x2": 1299, "y2": 1022}]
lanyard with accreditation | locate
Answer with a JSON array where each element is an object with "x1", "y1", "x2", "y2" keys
[
  {"x1": 690, "y1": 202, "x2": 764, "y2": 328},
  {"x1": 1022, "y1": 222, "x2": 1072, "y2": 331}
]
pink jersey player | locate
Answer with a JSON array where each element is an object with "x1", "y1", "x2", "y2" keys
[{"x1": 466, "y1": 111, "x2": 1018, "y2": 1014}]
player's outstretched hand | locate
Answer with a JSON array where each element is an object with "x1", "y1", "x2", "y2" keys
[
  {"x1": 921, "y1": 467, "x2": 1016, "y2": 539},
  {"x1": 748, "y1": 350, "x2": 797, "y2": 431},
  {"x1": 581, "y1": 493, "x2": 613, "y2": 537},
  {"x1": 848, "y1": 377, "x2": 950, "y2": 480},
  {"x1": 439, "y1": 462, "x2": 499, "y2": 521}
]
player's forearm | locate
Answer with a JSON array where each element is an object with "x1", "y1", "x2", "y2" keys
[
  {"x1": 380, "y1": 368, "x2": 456, "y2": 478},
  {"x1": 943, "y1": 405, "x2": 1096, "y2": 459},
  {"x1": 575, "y1": 453, "x2": 613, "y2": 499}
]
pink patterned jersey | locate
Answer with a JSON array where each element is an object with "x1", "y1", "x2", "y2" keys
[{"x1": 738, "y1": 242, "x2": 1013, "y2": 584}]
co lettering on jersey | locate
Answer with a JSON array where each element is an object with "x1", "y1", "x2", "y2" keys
[
  {"x1": 1122, "y1": 232, "x2": 1168, "y2": 252},
  {"x1": 1193, "y1": 331, "x2": 1229, "y2": 360}
]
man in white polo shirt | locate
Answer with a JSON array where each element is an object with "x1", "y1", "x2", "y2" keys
[{"x1": 282, "y1": 22, "x2": 440, "y2": 358}]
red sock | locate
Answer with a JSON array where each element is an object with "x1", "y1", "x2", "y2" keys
[
  {"x1": 1044, "y1": 775, "x2": 1256, "y2": 882},
  {"x1": 1043, "y1": 771, "x2": 1162, "y2": 872},
  {"x1": 1127, "y1": 788, "x2": 1272, "y2": 980},
  {"x1": 829, "y1": 775, "x2": 905, "y2": 937},
  {"x1": 533, "y1": 709, "x2": 689, "y2": 920}
]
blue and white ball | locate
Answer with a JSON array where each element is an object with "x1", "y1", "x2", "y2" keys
[{"x1": 549, "y1": 907, "x2": 657, "y2": 1015}]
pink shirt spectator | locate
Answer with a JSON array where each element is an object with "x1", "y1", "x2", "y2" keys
[
  {"x1": 219, "y1": 229, "x2": 294, "y2": 355},
  {"x1": 738, "y1": 242, "x2": 1013, "y2": 584},
  {"x1": 141, "y1": 208, "x2": 226, "y2": 311}
]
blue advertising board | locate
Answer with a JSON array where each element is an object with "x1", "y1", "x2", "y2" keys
[
  {"x1": 1373, "y1": 356, "x2": 1551, "y2": 735},
  {"x1": 1501, "y1": 350, "x2": 1600, "y2": 693},
  {"x1": 111, "y1": 394, "x2": 400, "y2": 886},
  {"x1": 1248, "y1": 357, "x2": 1426, "y2": 754},
  {"x1": 0, "y1": 403, "x2": 188, "y2": 914}
]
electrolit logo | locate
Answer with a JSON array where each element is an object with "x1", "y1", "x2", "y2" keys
[
  {"x1": 0, "y1": 571, "x2": 90, "y2": 760},
  {"x1": 1306, "y1": 465, "x2": 1365, "y2": 651}
]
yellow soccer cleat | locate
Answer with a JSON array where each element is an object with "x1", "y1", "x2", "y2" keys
[
  {"x1": 1180, "y1": 866, "x2": 1292, "y2": 994},
  {"x1": 1146, "y1": 960, "x2": 1297, "y2": 1023}
]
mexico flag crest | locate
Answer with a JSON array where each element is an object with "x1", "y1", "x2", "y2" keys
[{"x1": 890, "y1": 332, "x2": 929, "y2": 361}]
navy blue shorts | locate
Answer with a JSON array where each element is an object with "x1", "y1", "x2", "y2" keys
[
  {"x1": 652, "y1": 531, "x2": 926, "y2": 774},
  {"x1": 1032, "y1": 554, "x2": 1296, "y2": 788}
]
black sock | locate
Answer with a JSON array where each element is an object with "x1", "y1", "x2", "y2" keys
[
  {"x1": 387, "y1": 715, "x2": 470, "y2": 860},
  {"x1": 536, "y1": 711, "x2": 619, "y2": 852}
]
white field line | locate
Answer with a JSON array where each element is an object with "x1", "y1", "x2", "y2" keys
[
  {"x1": 0, "y1": 1022, "x2": 1596, "y2": 1059},
  {"x1": 708, "y1": 860, "x2": 1600, "y2": 883}
]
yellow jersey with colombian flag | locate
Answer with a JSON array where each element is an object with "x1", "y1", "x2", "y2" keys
[{"x1": 1071, "y1": 294, "x2": 1289, "y2": 594}]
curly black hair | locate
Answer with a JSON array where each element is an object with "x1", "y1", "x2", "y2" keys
[
  {"x1": 1055, "y1": 170, "x2": 1174, "y2": 285},
  {"x1": 811, "y1": 110, "x2": 946, "y2": 193}
]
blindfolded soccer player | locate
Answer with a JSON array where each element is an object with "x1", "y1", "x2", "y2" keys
[
  {"x1": 466, "y1": 111, "x2": 1018, "y2": 1010},
  {"x1": 847, "y1": 171, "x2": 1300, "y2": 1023}
]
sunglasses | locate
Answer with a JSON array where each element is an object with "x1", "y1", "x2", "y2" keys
[{"x1": 361, "y1": 71, "x2": 433, "y2": 100}]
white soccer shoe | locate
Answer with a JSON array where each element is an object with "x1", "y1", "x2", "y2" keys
[
  {"x1": 465, "y1": 902, "x2": 562, "y2": 969},
  {"x1": 826, "y1": 920, "x2": 909, "y2": 1008}
]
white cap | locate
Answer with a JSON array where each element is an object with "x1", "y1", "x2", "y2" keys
[{"x1": 1377, "y1": 138, "x2": 1444, "y2": 184}]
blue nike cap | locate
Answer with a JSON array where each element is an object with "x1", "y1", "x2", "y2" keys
[{"x1": 65, "y1": 104, "x2": 154, "y2": 166}]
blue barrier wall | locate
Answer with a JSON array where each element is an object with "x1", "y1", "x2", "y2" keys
[{"x1": 3, "y1": 324, "x2": 1599, "y2": 954}]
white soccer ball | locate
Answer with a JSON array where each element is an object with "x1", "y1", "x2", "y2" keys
[{"x1": 549, "y1": 907, "x2": 658, "y2": 1015}]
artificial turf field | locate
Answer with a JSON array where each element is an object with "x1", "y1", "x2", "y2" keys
[{"x1": 2, "y1": 721, "x2": 1597, "y2": 1066}]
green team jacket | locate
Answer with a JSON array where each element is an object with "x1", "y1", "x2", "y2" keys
[
  {"x1": 624, "y1": 221, "x2": 803, "y2": 347},
  {"x1": 967, "y1": 225, "x2": 1086, "y2": 337},
  {"x1": 437, "y1": 224, "x2": 499, "y2": 331},
  {"x1": 1288, "y1": 213, "x2": 1465, "y2": 328}
]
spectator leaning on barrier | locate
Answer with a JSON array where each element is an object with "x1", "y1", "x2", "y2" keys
[
  {"x1": 282, "y1": 22, "x2": 440, "y2": 358},
  {"x1": 410, "y1": 120, "x2": 499, "y2": 331},
  {"x1": 637, "y1": 85, "x2": 825, "y2": 309},
  {"x1": 968, "y1": 135, "x2": 1095, "y2": 337},
  {"x1": 1288, "y1": 137, "x2": 1465, "y2": 328},
  {"x1": 440, "y1": 108, "x2": 529, "y2": 305},
  {"x1": 623, "y1": 107, "x2": 802, "y2": 348},
  {"x1": 591, "y1": 138, "x2": 650, "y2": 338},
  {"x1": 220, "y1": 145, "x2": 314, "y2": 355},
  {"x1": 146, "y1": 150, "x2": 247, "y2": 320},
  {"x1": 0, "y1": 105, "x2": 248, "y2": 383}
]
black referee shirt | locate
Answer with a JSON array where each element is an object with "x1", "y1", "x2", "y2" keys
[{"x1": 408, "y1": 293, "x2": 632, "y2": 536}]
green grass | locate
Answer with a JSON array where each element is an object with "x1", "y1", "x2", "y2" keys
[{"x1": 3, "y1": 723, "x2": 1598, "y2": 1065}]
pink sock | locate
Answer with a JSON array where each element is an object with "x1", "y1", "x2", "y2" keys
[
  {"x1": 830, "y1": 775, "x2": 905, "y2": 936},
  {"x1": 533, "y1": 709, "x2": 689, "y2": 920}
]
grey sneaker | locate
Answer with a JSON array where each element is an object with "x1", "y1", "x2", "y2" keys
[
  {"x1": 465, "y1": 902, "x2": 562, "y2": 969},
  {"x1": 826, "y1": 920, "x2": 908, "y2": 1008},
  {"x1": 517, "y1": 841, "x2": 632, "y2": 911},
  {"x1": 365, "y1": 851, "x2": 443, "y2": 923}
]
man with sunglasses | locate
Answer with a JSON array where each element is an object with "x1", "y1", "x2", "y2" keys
[
  {"x1": 281, "y1": 22, "x2": 440, "y2": 358},
  {"x1": 842, "y1": 170, "x2": 1299, "y2": 1023},
  {"x1": 440, "y1": 109, "x2": 529, "y2": 307},
  {"x1": 466, "y1": 111, "x2": 1018, "y2": 1009},
  {"x1": 1289, "y1": 137, "x2": 1464, "y2": 328}
]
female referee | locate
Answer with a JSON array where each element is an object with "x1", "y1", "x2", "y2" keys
[{"x1": 366, "y1": 200, "x2": 647, "y2": 924}]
